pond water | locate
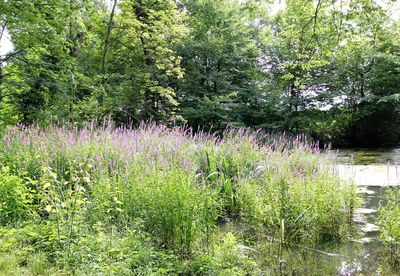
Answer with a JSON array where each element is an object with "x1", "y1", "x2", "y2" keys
[
  {"x1": 332, "y1": 148, "x2": 400, "y2": 186},
  {"x1": 333, "y1": 147, "x2": 400, "y2": 165},
  {"x1": 284, "y1": 148, "x2": 400, "y2": 274},
  {"x1": 222, "y1": 147, "x2": 400, "y2": 275}
]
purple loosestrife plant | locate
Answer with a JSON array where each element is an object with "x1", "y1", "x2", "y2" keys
[{"x1": 0, "y1": 121, "x2": 357, "y2": 250}]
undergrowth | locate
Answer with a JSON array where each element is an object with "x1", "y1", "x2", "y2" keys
[{"x1": 0, "y1": 122, "x2": 357, "y2": 274}]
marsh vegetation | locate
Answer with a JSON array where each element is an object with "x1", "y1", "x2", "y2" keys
[{"x1": 0, "y1": 122, "x2": 363, "y2": 275}]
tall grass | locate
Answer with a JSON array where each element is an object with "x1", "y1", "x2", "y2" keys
[
  {"x1": 378, "y1": 188, "x2": 400, "y2": 266},
  {"x1": 0, "y1": 122, "x2": 357, "y2": 273}
]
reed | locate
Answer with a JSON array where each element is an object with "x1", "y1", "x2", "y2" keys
[
  {"x1": 0, "y1": 122, "x2": 358, "y2": 274},
  {"x1": 378, "y1": 187, "x2": 400, "y2": 266}
]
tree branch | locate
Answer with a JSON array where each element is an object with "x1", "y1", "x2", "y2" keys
[
  {"x1": 101, "y1": 0, "x2": 118, "y2": 75},
  {"x1": 0, "y1": 22, "x2": 7, "y2": 42},
  {"x1": 0, "y1": 49, "x2": 25, "y2": 63}
]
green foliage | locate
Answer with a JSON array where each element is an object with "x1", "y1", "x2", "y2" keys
[
  {"x1": 0, "y1": 167, "x2": 31, "y2": 225},
  {"x1": 209, "y1": 233, "x2": 258, "y2": 275},
  {"x1": 104, "y1": 0, "x2": 188, "y2": 123},
  {"x1": 0, "y1": 224, "x2": 185, "y2": 275},
  {"x1": 347, "y1": 96, "x2": 400, "y2": 146},
  {"x1": 1, "y1": 0, "x2": 400, "y2": 146},
  {"x1": 2, "y1": 0, "x2": 400, "y2": 271},
  {"x1": 179, "y1": 0, "x2": 261, "y2": 130},
  {"x1": 0, "y1": 123, "x2": 359, "y2": 273},
  {"x1": 378, "y1": 188, "x2": 400, "y2": 265},
  {"x1": 124, "y1": 168, "x2": 218, "y2": 251}
]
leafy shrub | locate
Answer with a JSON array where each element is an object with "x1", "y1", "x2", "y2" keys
[
  {"x1": 0, "y1": 167, "x2": 31, "y2": 225},
  {"x1": 213, "y1": 233, "x2": 257, "y2": 274}
]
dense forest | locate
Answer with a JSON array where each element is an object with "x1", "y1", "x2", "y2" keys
[{"x1": 1, "y1": 0, "x2": 399, "y2": 147}]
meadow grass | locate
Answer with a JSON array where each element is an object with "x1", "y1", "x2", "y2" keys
[{"x1": 0, "y1": 122, "x2": 357, "y2": 274}]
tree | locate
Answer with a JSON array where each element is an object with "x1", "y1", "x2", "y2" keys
[
  {"x1": 100, "y1": 0, "x2": 187, "y2": 124},
  {"x1": 178, "y1": 0, "x2": 262, "y2": 130},
  {"x1": 0, "y1": 0, "x2": 109, "y2": 124}
]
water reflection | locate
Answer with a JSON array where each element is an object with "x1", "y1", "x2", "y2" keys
[
  {"x1": 326, "y1": 147, "x2": 400, "y2": 186},
  {"x1": 250, "y1": 240, "x2": 392, "y2": 275},
  {"x1": 242, "y1": 185, "x2": 399, "y2": 275},
  {"x1": 332, "y1": 147, "x2": 400, "y2": 165}
]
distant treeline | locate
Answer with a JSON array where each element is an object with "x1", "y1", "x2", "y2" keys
[{"x1": 1, "y1": 0, "x2": 399, "y2": 146}]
